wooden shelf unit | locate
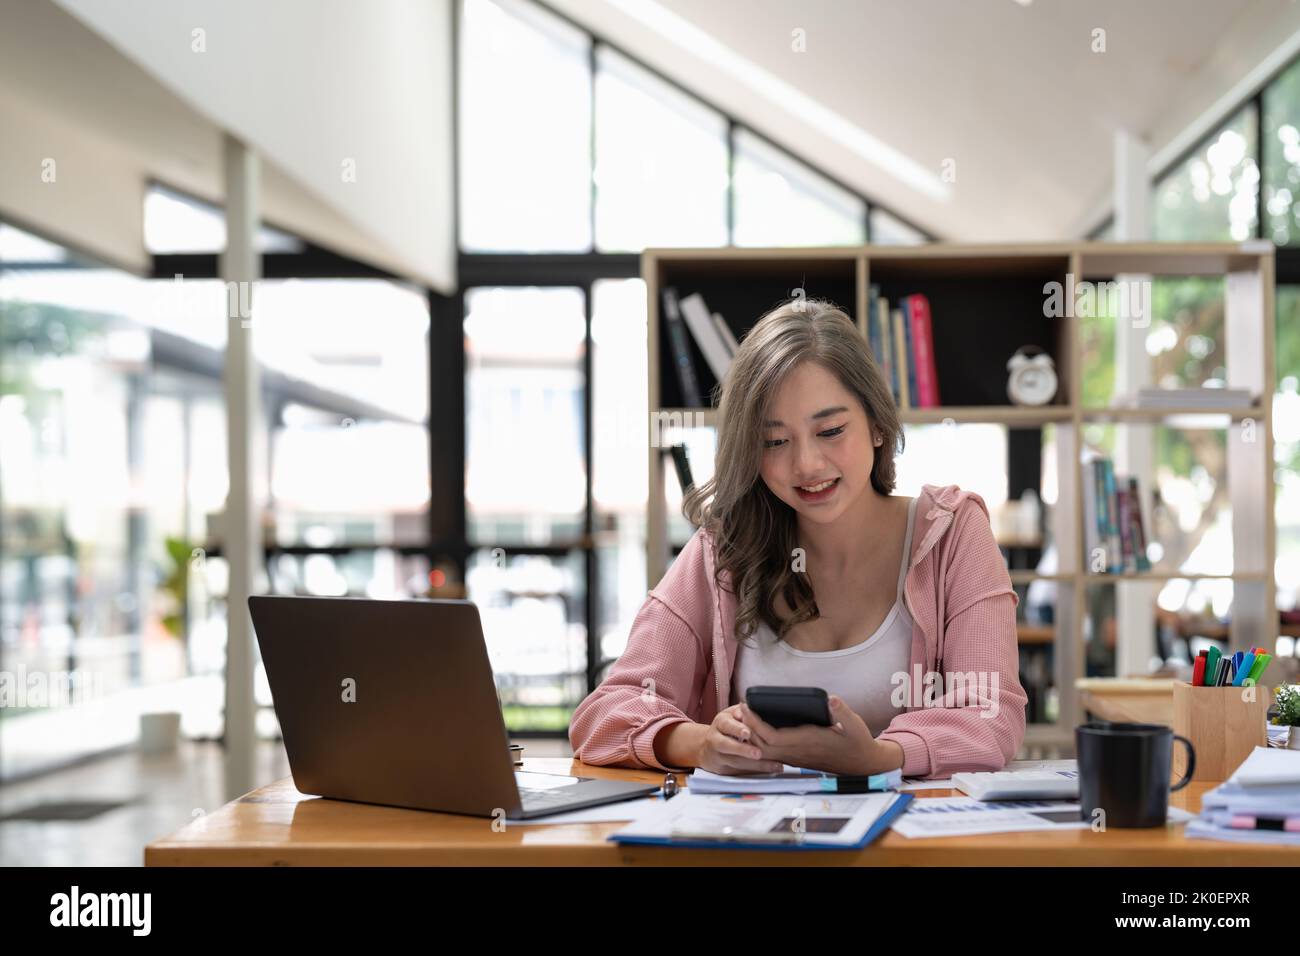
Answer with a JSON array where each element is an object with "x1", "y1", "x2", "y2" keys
[{"x1": 644, "y1": 242, "x2": 1276, "y2": 735}]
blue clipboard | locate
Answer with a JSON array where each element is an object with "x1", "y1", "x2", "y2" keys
[{"x1": 609, "y1": 792, "x2": 913, "y2": 851}]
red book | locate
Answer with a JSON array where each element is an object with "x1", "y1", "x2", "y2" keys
[{"x1": 905, "y1": 294, "x2": 940, "y2": 407}]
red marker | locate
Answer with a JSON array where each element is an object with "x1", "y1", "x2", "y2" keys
[{"x1": 1192, "y1": 651, "x2": 1207, "y2": 687}]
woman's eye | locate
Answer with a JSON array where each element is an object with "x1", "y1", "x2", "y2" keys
[
  {"x1": 819, "y1": 426, "x2": 845, "y2": 438},
  {"x1": 763, "y1": 438, "x2": 786, "y2": 449}
]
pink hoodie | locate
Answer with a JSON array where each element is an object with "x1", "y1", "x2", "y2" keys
[{"x1": 569, "y1": 484, "x2": 1027, "y2": 778}]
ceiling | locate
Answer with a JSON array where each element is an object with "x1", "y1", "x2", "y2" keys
[
  {"x1": 548, "y1": 0, "x2": 1300, "y2": 240},
  {"x1": 0, "y1": 0, "x2": 454, "y2": 289}
]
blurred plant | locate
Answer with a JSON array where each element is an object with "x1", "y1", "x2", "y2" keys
[
  {"x1": 1274, "y1": 684, "x2": 1300, "y2": 727},
  {"x1": 159, "y1": 537, "x2": 197, "y2": 638}
]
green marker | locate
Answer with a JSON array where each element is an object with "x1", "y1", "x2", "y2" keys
[
  {"x1": 1247, "y1": 653, "x2": 1272, "y2": 684},
  {"x1": 1204, "y1": 646, "x2": 1222, "y2": 687}
]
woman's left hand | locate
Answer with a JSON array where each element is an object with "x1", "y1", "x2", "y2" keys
[{"x1": 738, "y1": 696, "x2": 884, "y2": 776}]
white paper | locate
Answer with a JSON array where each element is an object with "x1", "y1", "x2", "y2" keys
[
  {"x1": 892, "y1": 796, "x2": 1193, "y2": 838},
  {"x1": 901, "y1": 758, "x2": 1078, "y2": 792},
  {"x1": 1230, "y1": 746, "x2": 1300, "y2": 786},
  {"x1": 892, "y1": 797, "x2": 1089, "y2": 838}
]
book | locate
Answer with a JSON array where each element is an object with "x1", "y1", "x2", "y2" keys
[
  {"x1": 678, "y1": 291, "x2": 733, "y2": 384},
  {"x1": 892, "y1": 307, "x2": 911, "y2": 408},
  {"x1": 1082, "y1": 458, "x2": 1101, "y2": 568},
  {"x1": 1084, "y1": 458, "x2": 1153, "y2": 574},
  {"x1": 860, "y1": 285, "x2": 874, "y2": 344},
  {"x1": 661, "y1": 288, "x2": 703, "y2": 407},
  {"x1": 1098, "y1": 459, "x2": 1124, "y2": 573},
  {"x1": 711, "y1": 311, "x2": 738, "y2": 356},
  {"x1": 1116, "y1": 486, "x2": 1135, "y2": 572},
  {"x1": 905, "y1": 293, "x2": 940, "y2": 407},
  {"x1": 668, "y1": 444, "x2": 693, "y2": 493},
  {"x1": 1126, "y1": 476, "x2": 1152, "y2": 571},
  {"x1": 865, "y1": 285, "x2": 880, "y2": 364},
  {"x1": 899, "y1": 298, "x2": 918, "y2": 405},
  {"x1": 877, "y1": 293, "x2": 895, "y2": 402}
]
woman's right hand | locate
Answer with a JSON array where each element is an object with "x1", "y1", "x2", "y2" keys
[{"x1": 697, "y1": 705, "x2": 785, "y2": 775}]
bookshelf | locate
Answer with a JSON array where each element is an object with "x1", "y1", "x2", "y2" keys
[{"x1": 644, "y1": 242, "x2": 1276, "y2": 742}]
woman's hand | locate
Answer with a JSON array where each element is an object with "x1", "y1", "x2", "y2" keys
[
  {"x1": 696, "y1": 704, "x2": 786, "y2": 775},
  {"x1": 738, "y1": 695, "x2": 885, "y2": 776}
]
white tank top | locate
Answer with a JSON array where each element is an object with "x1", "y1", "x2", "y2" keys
[{"x1": 731, "y1": 496, "x2": 916, "y2": 737}]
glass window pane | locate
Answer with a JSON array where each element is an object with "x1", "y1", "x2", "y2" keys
[
  {"x1": 592, "y1": 278, "x2": 647, "y2": 661},
  {"x1": 1263, "y1": 56, "x2": 1300, "y2": 246},
  {"x1": 465, "y1": 286, "x2": 586, "y2": 544},
  {"x1": 144, "y1": 184, "x2": 304, "y2": 254},
  {"x1": 269, "y1": 549, "x2": 433, "y2": 600},
  {"x1": 594, "y1": 47, "x2": 728, "y2": 251},
  {"x1": 0, "y1": 223, "x2": 70, "y2": 263},
  {"x1": 1273, "y1": 287, "x2": 1300, "y2": 613},
  {"x1": 0, "y1": 240, "x2": 217, "y2": 776},
  {"x1": 252, "y1": 279, "x2": 431, "y2": 548},
  {"x1": 870, "y1": 208, "x2": 926, "y2": 245},
  {"x1": 733, "y1": 128, "x2": 866, "y2": 247},
  {"x1": 467, "y1": 547, "x2": 586, "y2": 731},
  {"x1": 458, "y1": 0, "x2": 592, "y2": 252},
  {"x1": 1153, "y1": 107, "x2": 1258, "y2": 241}
]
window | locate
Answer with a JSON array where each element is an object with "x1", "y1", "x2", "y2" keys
[
  {"x1": 144, "y1": 184, "x2": 304, "y2": 254},
  {"x1": 594, "y1": 47, "x2": 728, "y2": 251},
  {"x1": 871, "y1": 208, "x2": 926, "y2": 245},
  {"x1": 458, "y1": 0, "x2": 592, "y2": 252},
  {"x1": 464, "y1": 286, "x2": 586, "y2": 544},
  {"x1": 591, "y1": 278, "x2": 647, "y2": 662},
  {"x1": 0, "y1": 225, "x2": 229, "y2": 776},
  {"x1": 732, "y1": 129, "x2": 866, "y2": 247},
  {"x1": 253, "y1": 279, "x2": 431, "y2": 548},
  {"x1": 1153, "y1": 107, "x2": 1259, "y2": 241},
  {"x1": 467, "y1": 547, "x2": 586, "y2": 731},
  {"x1": 1263, "y1": 56, "x2": 1300, "y2": 246},
  {"x1": 451, "y1": 0, "x2": 929, "y2": 717}
]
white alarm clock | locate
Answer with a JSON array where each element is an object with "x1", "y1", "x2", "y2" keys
[{"x1": 1006, "y1": 347, "x2": 1058, "y2": 406}]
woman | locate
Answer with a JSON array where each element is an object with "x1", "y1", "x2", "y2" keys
[{"x1": 569, "y1": 297, "x2": 1027, "y2": 778}]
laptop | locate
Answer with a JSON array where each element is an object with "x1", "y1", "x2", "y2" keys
[{"x1": 247, "y1": 595, "x2": 660, "y2": 819}]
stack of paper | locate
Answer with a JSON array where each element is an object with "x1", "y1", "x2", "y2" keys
[
  {"x1": 1132, "y1": 387, "x2": 1254, "y2": 409},
  {"x1": 1186, "y1": 747, "x2": 1300, "y2": 845}
]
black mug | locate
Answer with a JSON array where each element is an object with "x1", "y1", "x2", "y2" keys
[{"x1": 1076, "y1": 722, "x2": 1195, "y2": 828}]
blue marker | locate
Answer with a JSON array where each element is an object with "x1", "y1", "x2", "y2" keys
[{"x1": 1234, "y1": 652, "x2": 1256, "y2": 686}]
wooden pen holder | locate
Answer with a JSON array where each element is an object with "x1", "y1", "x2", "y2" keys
[{"x1": 1172, "y1": 680, "x2": 1270, "y2": 782}]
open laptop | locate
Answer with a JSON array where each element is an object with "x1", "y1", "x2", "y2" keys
[{"x1": 247, "y1": 595, "x2": 660, "y2": 819}]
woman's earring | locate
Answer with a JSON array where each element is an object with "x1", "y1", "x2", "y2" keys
[{"x1": 873, "y1": 435, "x2": 882, "y2": 447}]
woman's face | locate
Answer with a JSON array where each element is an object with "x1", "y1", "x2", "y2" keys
[{"x1": 757, "y1": 360, "x2": 878, "y2": 525}]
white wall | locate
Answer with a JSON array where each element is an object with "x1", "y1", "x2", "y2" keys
[{"x1": 54, "y1": 0, "x2": 455, "y2": 291}]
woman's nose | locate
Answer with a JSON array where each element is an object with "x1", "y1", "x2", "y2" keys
[{"x1": 793, "y1": 438, "x2": 826, "y2": 478}]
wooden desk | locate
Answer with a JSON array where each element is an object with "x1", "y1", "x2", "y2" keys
[{"x1": 145, "y1": 757, "x2": 1295, "y2": 866}]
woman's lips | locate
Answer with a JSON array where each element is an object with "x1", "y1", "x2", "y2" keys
[{"x1": 795, "y1": 477, "x2": 840, "y2": 503}]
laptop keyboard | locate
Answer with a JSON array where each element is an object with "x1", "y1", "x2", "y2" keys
[{"x1": 519, "y1": 788, "x2": 579, "y2": 809}]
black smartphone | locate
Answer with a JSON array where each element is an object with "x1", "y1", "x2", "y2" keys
[{"x1": 745, "y1": 686, "x2": 832, "y2": 729}]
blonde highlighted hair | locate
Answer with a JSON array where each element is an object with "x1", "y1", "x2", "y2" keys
[{"x1": 682, "y1": 297, "x2": 903, "y2": 642}]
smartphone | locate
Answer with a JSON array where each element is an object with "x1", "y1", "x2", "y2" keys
[{"x1": 745, "y1": 686, "x2": 832, "y2": 729}]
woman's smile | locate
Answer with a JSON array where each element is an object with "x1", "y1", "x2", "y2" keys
[{"x1": 795, "y1": 476, "x2": 841, "y2": 502}]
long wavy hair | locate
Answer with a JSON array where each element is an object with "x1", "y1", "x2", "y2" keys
[{"x1": 682, "y1": 297, "x2": 903, "y2": 643}]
